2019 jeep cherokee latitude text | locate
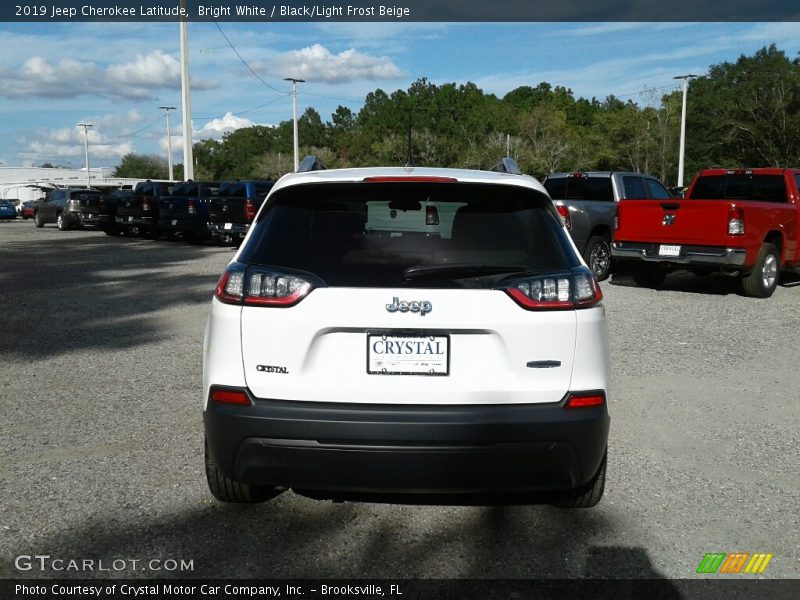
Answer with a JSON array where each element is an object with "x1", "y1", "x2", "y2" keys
[{"x1": 203, "y1": 164, "x2": 610, "y2": 507}]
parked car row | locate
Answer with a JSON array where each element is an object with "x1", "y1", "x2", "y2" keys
[{"x1": 27, "y1": 179, "x2": 275, "y2": 246}]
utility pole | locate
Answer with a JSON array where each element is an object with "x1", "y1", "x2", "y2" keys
[
  {"x1": 674, "y1": 74, "x2": 697, "y2": 188},
  {"x1": 77, "y1": 123, "x2": 93, "y2": 188},
  {"x1": 159, "y1": 106, "x2": 177, "y2": 180},
  {"x1": 179, "y1": 0, "x2": 193, "y2": 180},
  {"x1": 283, "y1": 77, "x2": 305, "y2": 171}
]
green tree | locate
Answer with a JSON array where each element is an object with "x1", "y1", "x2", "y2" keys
[{"x1": 113, "y1": 154, "x2": 169, "y2": 179}]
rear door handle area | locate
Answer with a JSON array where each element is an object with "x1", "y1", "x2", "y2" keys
[
  {"x1": 526, "y1": 360, "x2": 562, "y2": 369},
  {"x1": 661, "y1": 203, "x2": 680, "y2": 210}
]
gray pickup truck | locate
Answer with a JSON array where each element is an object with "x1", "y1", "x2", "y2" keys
[{"x1": 543, "y1": 172, "x2": 673, "y2": 280}]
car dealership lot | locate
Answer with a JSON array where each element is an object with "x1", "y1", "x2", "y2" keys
[{"x1": 0, "y1": 220, "x2": 798, "y2": 580}]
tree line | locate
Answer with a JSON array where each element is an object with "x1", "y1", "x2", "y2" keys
[{"x1": 114, "y1": 45, "x2": 800, "y2": 186}]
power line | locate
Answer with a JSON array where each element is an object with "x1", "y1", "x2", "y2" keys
[
  {"x1": 213, "y1": 20, "x2": 290, "y2": 94},
  {"x1": 193, "y1": 94, "x2": 291, "y2": 122},
  {"x1": 111, "y1": 114, "x2": 166, "y2": 139}
]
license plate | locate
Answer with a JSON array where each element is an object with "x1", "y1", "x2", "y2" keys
[
  {"x1": 171, "y1": 219, "x2": 177, "y2": 226},
  {"x1": 367, "y1": 334, "x2": 449, "y2": 376},
  {"x1": 127, "y1": 216, "x2": 134, "y2": 222},
  {"x1": 224, "y1": 222, "x2": 232, "y2": 230},
  {"x1": 658, "y1": 244, "x2": 681, "y2": 257}
]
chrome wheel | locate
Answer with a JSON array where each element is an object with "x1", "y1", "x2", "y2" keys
[
  {"x1": 761, "y1": 253, "x2": 778, "y2": 289},
  {"x1": 590, "y1": 242, "x2": 611, "y2": 278}
]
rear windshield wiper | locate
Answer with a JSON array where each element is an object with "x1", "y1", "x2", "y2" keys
[{"x1": 403, "y1": 264, "x2": 528, "y2": 281}]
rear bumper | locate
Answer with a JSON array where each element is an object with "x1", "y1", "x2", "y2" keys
[
  {"x1": 81, "y1": 214, "x2": 114, "y2": 226},
  {"x1": 204, "y1": 391, "x2": 609, "y2": 495},
  {"x1": 612, "y1": 242, "x2": 747, "y2": 268},
  {"x1": 116, "y1": 215, "x2": 155, "y2": 227}
]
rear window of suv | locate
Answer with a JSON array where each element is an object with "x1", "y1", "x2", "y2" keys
[
  {"x1": 240, "y1": 182, "x2": 578, "y2": 288},
  {"x1": 544, "y1": 176, "x2": 614, "y2": 202}
]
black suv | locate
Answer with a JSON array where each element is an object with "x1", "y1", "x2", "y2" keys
[{"x1": 35, "y1": 188, "x2": 102, "y2": 230}]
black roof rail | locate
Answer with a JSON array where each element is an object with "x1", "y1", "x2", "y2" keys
[
  {"x1": 490, "y1": 157, "x2": 522, "y2": 175},
  {"x1": 297, "y1": 155, "x2": 328, "y2": 173}
]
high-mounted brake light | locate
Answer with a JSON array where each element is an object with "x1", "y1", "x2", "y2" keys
[
  {"x1": 244, "y1": 199, "x2": 256, "y2": 221},
  {"x1": 215, "y1": 267, "x2": 315, "y2": 307},
  {"x1": 568, "y1": 172, "x2": 586, "y2": 178},
  {"x1": 728, "y1": 206, "x2": 744, "y2": 235},
  {"x1": 557, "y1": 205, "x2": 571, "y2": 229},
  {"x1": 504, "y1": 270, "x2": 602, "y2": 310},
  {"x1": 564, "y1": 391, "x2": 605, "y2": 409},
  {"x1": 209, "y1": 387, "x2": 251, "y2": 406},
  {"x1": 363, "y1": 176, "x2": 458, "y2": 183}
]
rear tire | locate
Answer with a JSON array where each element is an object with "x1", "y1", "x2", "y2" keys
[
  {"x1": 583, "y1": 235, "x2": 612, "y2": 281},
  {"x1": 554, "y1": 451, "x2": 606, "y2": 508},
  {"x1": 205, "y1": 440, "x2": 283, "y2": 503},
  {"x1": 631, "y1": 264, "x2": 667, "y2": 288},
  {"x1": 741, "y1": 243, "x2": 780, "y2": 298},
  {"x1": 56, "y1": 213, "x2": 67, "y2": 231},
  {"x1": 34, "y1": 213, "x2": 44, "y2": 228}
]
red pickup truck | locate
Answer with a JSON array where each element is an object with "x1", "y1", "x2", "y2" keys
[{"x1": 612, "y1": 168, "x2": 800, "y2": 297}]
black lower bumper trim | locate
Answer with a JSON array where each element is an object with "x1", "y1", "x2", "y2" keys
[{"x1": 204, "y1": 393, "x2": 609, "y2": 495}]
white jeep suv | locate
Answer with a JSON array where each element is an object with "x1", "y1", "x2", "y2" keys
[{"x1": 203, "y1": 158, "x2": 610, "y2": 507}]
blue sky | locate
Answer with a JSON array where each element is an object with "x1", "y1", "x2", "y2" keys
[{"x1": 1, "y1": 21, "x2": 799, "y2": 168}]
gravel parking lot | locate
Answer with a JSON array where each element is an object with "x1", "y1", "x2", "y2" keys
[{"x1": 1, "y1": 219, "x2": 798, "y2": 580}]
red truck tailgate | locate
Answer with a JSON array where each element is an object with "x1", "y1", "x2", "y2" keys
[{"x1": 615, "y1": 199, "x2": 739, "y2": 246}]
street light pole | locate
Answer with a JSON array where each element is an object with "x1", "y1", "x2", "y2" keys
[
  {"x1": 77, "y1": 123, "x2": 93, "y2": 188},
  {"x1": 283, "y1": 77, "x2": 305, "y2": 171},
  {"x1": 179, "y1": 0, "x2": 194, "y2": 181},
  {"x1": 674, "y1": 74, "x2": 697, "y2": 189},
  {"x1": 159, "y1": 106, "x2": 177, "y2": 180}
]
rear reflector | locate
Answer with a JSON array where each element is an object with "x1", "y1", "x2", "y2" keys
[
  {"x1": 565, "y1": 392, "x2": 605, "y2": 409},
  {"x1": 209, "y1": 388, "x2": 251, "y2": 406}
]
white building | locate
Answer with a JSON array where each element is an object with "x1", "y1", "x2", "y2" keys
[{"x1": 0, "y1": 167, "x2": 145, "y2": 202}]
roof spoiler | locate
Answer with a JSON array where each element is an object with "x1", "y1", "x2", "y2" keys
[
  {"x1": 490, "y1": 157, "x2": 522, "y2": 175},
  {"x1": 297, "y1": 155, "x2": 328, "y2": 173}
]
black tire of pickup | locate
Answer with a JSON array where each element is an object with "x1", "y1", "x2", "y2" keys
[
  {"x1": 631, "y1": 264, "x2": 667, "y2": 288},
  {"x1": 34, "y1": 213, "x2": 44, "y2": 228},
  {"x1": 584, "y1": 235, "x2": 612, "y2": 281},
  {"x1": 741, "y1": 243, "x2": 780, "y2": 298},
  {"x1": 554, "y1": 450, "x2": 606, "y2": 508},
  {"x1": 204, "y1": 439, "x2": 283, "y2": 504}
]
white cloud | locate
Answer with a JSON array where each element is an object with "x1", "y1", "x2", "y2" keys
[
  {"x1": 20, "y1": 125, "x2": 134, "y2": 161},
  {"x1": 268, "y1": 44, "x2": 406, "y2": 84},
  {"x1": 0, "y1": 51, "x2": 217, "y2": 100}
]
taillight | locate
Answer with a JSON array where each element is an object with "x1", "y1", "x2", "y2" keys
[
  {"x1": 504, "y1": 270, "x2": 602, "y2": 310},
  {"x1": 728, "y1": 206, "x2": 744, "y2": 235},
  {"x1": 187, "y1": 200, "x2": 196, "y2": 215},
  {"x1": 244, "y1": 199, "x2": 256, "y2": 221},
  {"x1": 425, "y1": 205, "x2": 439, "y2": 225},
  {"x1": 209, "y1": 386, "x2": 251, "y2": 406},
  {"x1": 215, "y1": 266, "x2": 316, "y2": 307},
  {"x1": 613, "y1": 205, "x2": 619, "y2": 231},
  {"x1": 564, "y1": 391, "x2": 606, "y2": 409},
  {"x1": 557, "y1": 205, "x2": 571, "y2": 229},
  {"x1": 142, "y1": 199, "x2": 150, "y2": 211}
]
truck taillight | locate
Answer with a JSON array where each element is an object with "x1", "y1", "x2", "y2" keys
[
  {"x1": 244, "y1": 199, "x2": 256, "y2": 221},
  {"x1": 613, "y1": 205, "x2": 619, "y2": 231},
  {"x1": 187, "y1": 200, "x2": 196, "y2": 215},
  {"x1": 504, "y1": 270, "x2": 602, "y2": 310},
  {"x1": 728, "y1": 206, "x2": 744, "y2": 235},
  {"x1": 142, "y1": 199, "x2": 150, "y2": 211},
  {"x1": 215, "y1": 266, "x2": 315, "y2": 307},
  {"x1": 557, "y1": 205, "x2": 571, "y2": 229}
]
